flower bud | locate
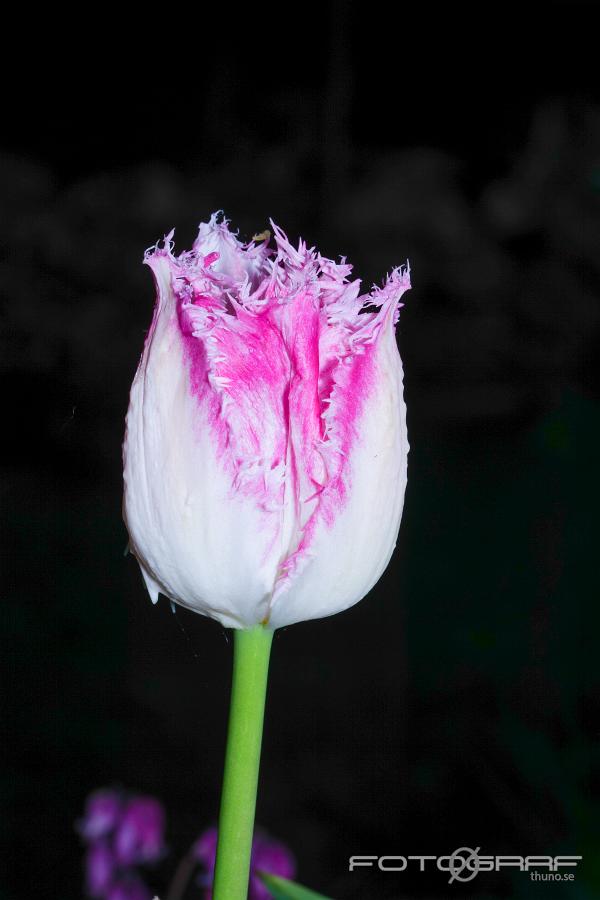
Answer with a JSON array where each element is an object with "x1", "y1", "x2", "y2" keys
[{"x1": 123, "y1": 215, "x2": 409, "y2": 629}]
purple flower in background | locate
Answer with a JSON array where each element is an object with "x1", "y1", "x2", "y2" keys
[
  {"x1": 194, "y1": 826, "x2": 218, "y2": 875},
  {"x1": 106, "y1": 876, "x2": 152, "y2": 900},
  {"x1": 78, "y1": 788, "x2": 165, "y2": 899},
  {"x1": 79, "y1": 790, "x2": 294, "y2": 900},
  {"x1": 114, "y1": 797, "x2": 165, "y2": 865},
  {"x1": 251, "y1": 834, "x2": 296, "y2": 898},
  {"x1": 86, "y1": 842, "x2": 115, "y2": 897},
  {"x1": 194, "y1": 826, "x2": 295, "y2": 900},
  {"x1": 80, "y1": 790, "x2": 123, "y2": 841}
]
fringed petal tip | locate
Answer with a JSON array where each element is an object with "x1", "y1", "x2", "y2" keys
[
  {"x1": 370, "y1": 261, "x2": 411, "y2": 304},
  {"x1": 144, "y1": 215, "x2": 409, "y2": 337},
  {"x1": 356, "y1": 262, "x2": 410, "y2": 331}
]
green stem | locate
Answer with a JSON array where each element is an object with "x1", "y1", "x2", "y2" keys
[{"x1": 213, "y1": 625, "x2": 274, "y2": 900}]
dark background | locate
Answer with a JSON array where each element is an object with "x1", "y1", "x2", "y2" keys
[{"x1": 3, "y1": 3, "x2": 600, "y2": 898}]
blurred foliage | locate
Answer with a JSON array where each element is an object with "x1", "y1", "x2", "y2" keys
[{"x1": 399, "y1": 392, "x2": 600, "y2": 898}]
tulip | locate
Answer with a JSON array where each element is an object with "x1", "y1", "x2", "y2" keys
[
  {"x1": 78, "y1": 788, "x2": 165, "y2": 900},
  {"x1": 123, "y1": 214, "x2": 409, "y2": 630},
  {"x1": 80, "y1": 789, "x2": 122, "y2": 841},
  {"x1": 106, "y1": 878, "x2": 152, "y2": 900},
  {"x1": 114, "y1": 797, "x2": 165, "y2": 866},
  {"x1": 86, "y1": 842, "x2": 115, "y2": 897},
  {"x1": 122, "y1": 214, "x2": 409, "y2": 900}
]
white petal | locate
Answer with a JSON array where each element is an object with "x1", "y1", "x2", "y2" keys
[{"x1": 123, "y1": 256, "x2": 289, "y2": 628}]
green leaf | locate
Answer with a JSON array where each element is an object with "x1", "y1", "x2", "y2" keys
[{"x1": 257, "y1": 871, "x2": 335, "y2": 899}]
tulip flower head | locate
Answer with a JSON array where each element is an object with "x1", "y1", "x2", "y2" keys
[{"x1": 123, "y1": 214, "x2": 409, "y2": 629}]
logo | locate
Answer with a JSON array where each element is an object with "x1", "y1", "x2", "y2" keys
[{"x1": 349, "y1": 849, "x2": 582, "y2": 885}]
